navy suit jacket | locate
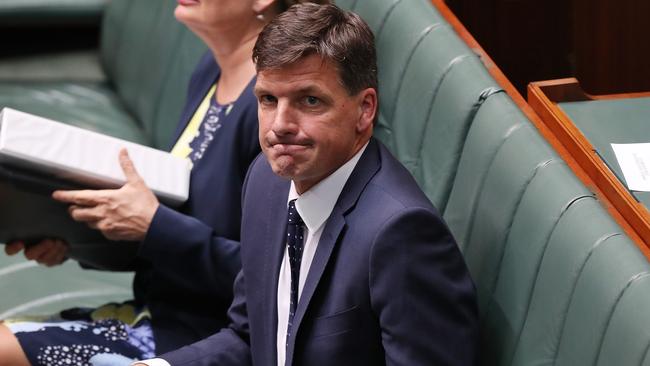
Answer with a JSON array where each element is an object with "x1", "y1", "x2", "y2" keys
[
  {"x1": 132, "y1": 52, "x2": 261, "y2": 353},
  {"x1": 162, "y1": 138, "x2": 478, "y2": 365}
]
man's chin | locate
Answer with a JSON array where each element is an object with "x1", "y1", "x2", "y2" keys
[{"x1": 267, "y1": 158, "x2": 298, "y2": 179}]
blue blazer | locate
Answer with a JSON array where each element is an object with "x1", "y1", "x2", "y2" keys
[
  {"x1": 161, "y1": 138, "x2": 479, "y2": 365},
  {"x1": 133, "y1": 53, "x2": 261, "y2": 353}
]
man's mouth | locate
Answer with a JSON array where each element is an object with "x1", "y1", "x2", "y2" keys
[{"x1": 271, "y1": 143, "x2": 310, "y2": 154}]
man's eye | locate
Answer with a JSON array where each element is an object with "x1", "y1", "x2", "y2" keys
[
  {"x1": 260, "y1": 95, "x2": 277, "y2": 104},
  {"x1": 304, "y1": 96, "x2": 320, "y2": 106}
]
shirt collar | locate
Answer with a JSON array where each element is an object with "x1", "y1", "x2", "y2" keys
[{"x1": 288, "y1": 142, "x2": 369, "y2": 233}]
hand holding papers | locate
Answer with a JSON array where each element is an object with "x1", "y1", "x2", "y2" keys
[
  {"x1": 0, "y1": 108, "x2": 191, "y2": 263},
  {"x1": 612, "y1": 143, "x2": 650, "y2": 192},
  {"x1": 52, "y1": 149, "x2": 160, "y2": 242}
]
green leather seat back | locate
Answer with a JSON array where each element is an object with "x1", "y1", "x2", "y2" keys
[
  {"x1": 333, "y1": 0, "x2": 358, "y2": 11},
  {"x1": 99, "y1": 0, "x2": 206, "y2": 148},
  {"x1": 372, "y1": 0, "x2": 444, "y2": 148},
  {"x1": 554, "y1": 233, "x2": 650, "y2": 365},
  {"x1": 148, "y1": 30, "x2": 209, "y2": 149},
  {"x1": 347, "y1": 0, "x2": 499, "y2": 210},
  {"x1": 593, "y1": 271, "x2": 650, "y2": 366},
  {"x1": 444, "y1": 80, "x2": 650, "y2": 365},
  {"x1": 394, "y1": 51, "x2": 498, "y2": 209}
]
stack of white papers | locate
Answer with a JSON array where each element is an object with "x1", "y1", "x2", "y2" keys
[
  {"x1": 0, "y1": 107, "x2": 191, "y2": 206},
  {"x1": 612, "y1": 143, "x2": 650, "y2": 192}
]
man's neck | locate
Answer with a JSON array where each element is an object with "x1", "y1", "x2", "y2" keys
[{"x1": 294, "y1": 138, "x2": 371, "y2": 195}]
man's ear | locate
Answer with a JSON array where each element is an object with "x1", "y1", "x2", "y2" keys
[
  {"x1": 356, "y1": 88, "x2": 377, "y2": 134},
  {"x1": 252, "y1": 0, "x2": 278, "y2": 15}
]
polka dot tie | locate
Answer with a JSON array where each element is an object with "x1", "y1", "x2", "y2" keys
[{"x1": 286, "y1": 199, "x2": 304, "y2": 348}]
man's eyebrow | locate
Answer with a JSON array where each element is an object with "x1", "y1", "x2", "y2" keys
[
  {"x1": 294, "y1": 85, "x2": 325, "y2": 95},
  {"x1": 253, "y1": 83, "x2": 327, "y2": 97},
  {"x1": 253, "y1": 86, "x2": 269, "y2": 96}
]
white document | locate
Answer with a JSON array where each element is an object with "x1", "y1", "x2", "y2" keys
[
  {"x1": 0, "y1": 107, "x2": 191, "y2": 206},
  {"x1": 611, "y1": 143, "x2": 650, "y2": 192}
]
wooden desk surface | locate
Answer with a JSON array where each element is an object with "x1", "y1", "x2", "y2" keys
[{"x1": 528, "y1": 78, "x2": 650, "y2": 249}]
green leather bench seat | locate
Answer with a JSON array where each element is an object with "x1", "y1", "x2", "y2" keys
[
  {"x1": 0, "y1": 0, "x2": 108, "y2": 26},
  {"x1": 344, "y1": 0, "x2": 501, "y2": 211},
  {"x1": 338, "y1": 0, "x2": 650, "y2": 364},
  {"x1": 560, "y1": 97, "x2": 650, "y2": 207}
]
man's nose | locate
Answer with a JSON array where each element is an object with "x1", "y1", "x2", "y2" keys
[{"x1": 271, "y1": 101, "x2": 298, "y2": 136}]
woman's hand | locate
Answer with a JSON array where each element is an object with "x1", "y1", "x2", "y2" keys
[
  {"x1": 5, "y1": 239, "x2": 69, "y2": 267},
  {"x1": 52, "y1": 149, "x2": 160, "y2": 242}
]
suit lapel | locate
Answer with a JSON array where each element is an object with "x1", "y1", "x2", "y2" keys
[
  {"x1": 262, "y1": 174, "x2": 291, "y2": 364},
  {"x1": 286, "y1": 139, "x2": 382, "y2": 363}
]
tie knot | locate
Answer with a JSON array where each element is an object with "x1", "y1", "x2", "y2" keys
[{"x1": 287, "y1": 199, "x2": 304, "y2": 226}]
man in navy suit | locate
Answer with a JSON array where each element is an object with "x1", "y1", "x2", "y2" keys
[{"x1": 140, "y1": 3, "x2": 478, "y2": 365}]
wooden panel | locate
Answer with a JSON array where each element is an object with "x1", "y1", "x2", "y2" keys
[
  {"x1": 446, "y1": 0, "x2": 650, "y2": 95},
  {"x1": 573, "y1": 0, "x2": 650, "y2": 94},
  {"x1": 444, "y1": 0, "x2": 572, "y2": 95}
]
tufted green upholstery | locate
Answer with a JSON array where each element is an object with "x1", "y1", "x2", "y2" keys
[{"x1": 337, "y1": 0, "x2": 650, "y2": 364}]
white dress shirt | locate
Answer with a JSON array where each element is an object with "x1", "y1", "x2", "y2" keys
[
  {"x1": 137, "y1": 143, "x2": 367, "y2": 366},
  {"x1": 276, "y1": 142, "x2": 367, "y2": 366}
]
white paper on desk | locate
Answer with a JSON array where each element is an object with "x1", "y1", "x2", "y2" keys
[
  {"x1": 0, "y1": 107, "x2": 192, "y2": 206},
  {"x1": 611, "y1": 143, "x2": 650, "y2": 191}
]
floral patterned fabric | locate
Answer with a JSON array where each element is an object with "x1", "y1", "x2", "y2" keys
[{"x1": 4, "y1": 302, "x2": 154, "y2": 366}]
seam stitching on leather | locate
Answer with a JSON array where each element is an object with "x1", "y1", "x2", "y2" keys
[
  {"x1": 435, "y1": 86, "x2": 504, "y2": 213},
  {"x1": 410, "y1": 53, "x2": 473, "y2": 187},
  {"x1": 594, "y1": 271, "x2": 650, "y2": 366},
  {"x1": 374, "y1": 0, "x2": 403, "y2": 40},
  {"x1": 461, "y1": 122, "x2": 523, "y2": 254},
  {"x1": 505, "y1": 192, "x2": 594, "y2": 366},
  {"x1": 551, "y1": 231, "x2": 622, "y2": 366},
  {"x1": 479, "y1": 157, "x2": 555, "y2": 330},
  {"x1": 640, "y1": 336, "x2": 650, "y2": 366},
  {"x1": 388, "y1": 23, "x2": 445, "y2": 125}
]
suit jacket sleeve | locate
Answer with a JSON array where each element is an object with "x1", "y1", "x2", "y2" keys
[
  {"x1": 369, "y1": 207, "x2": 479, "y2": 365},
  {"x1": 137, "y1": 205, "x2": 242, "y2": 301},
  {"x1": 159, "y1": 268, "x2": 252, "y2": 366}
]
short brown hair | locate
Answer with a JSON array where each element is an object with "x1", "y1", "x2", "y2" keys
[
  {"x1": 253, "y1": 3, "x2": 377, "y2": 96},
  {"x1": 277, "y1": 0, "x2": 331, "y2": 12}
]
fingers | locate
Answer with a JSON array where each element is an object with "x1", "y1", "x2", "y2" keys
[
  {"x1": 118, "y1": 149, "x2": 143, "y2": 184},
  {"x1": 39, "y1": 242, "x2": 68, "y2": 267},
  {"x1": 24, "y1": 239, "x2": 68, "y2": 267},
  {"x1": 52, "y1": 189, "x2": 107, "y2": 206},
  {"x1": 5, "y1": 241, "x2": 24, "y2": 256},
  {"x1": 23, "y1": 240, "x2": 54, "y2": 261},
  {"x1": 68, "y1": 205, "x2": 104, "y2": 223}
]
